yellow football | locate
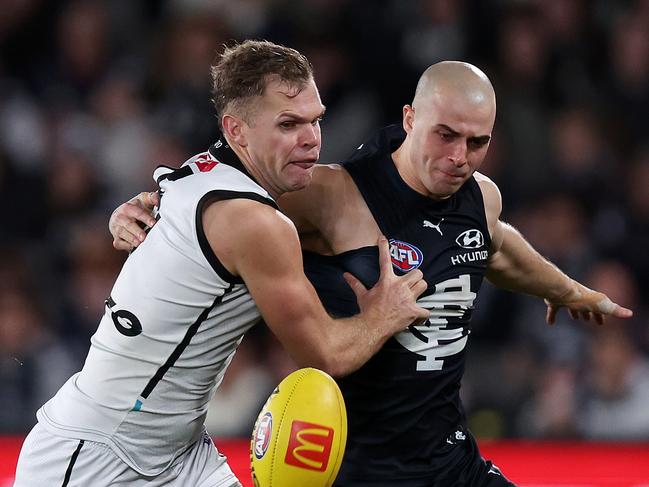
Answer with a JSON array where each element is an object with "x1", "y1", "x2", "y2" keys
[{"x1": 250, "y1": 368, "x2": 347, "y2": 487}]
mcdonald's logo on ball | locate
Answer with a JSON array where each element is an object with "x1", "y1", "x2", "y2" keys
[
  {"x1": 285, "y1": 420, "x2": 334, "y2": 472},
  {"x1": 250, "y1": 368, "x2": 347, "y2": 487}
]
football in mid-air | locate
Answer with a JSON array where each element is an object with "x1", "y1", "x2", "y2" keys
[{"x1": 250, "y1": 367, "x2": 347, "y2": 487}]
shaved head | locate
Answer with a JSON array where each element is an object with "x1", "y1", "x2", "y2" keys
[
  {"x1": 412, "y1": 61, "x2": 496, "y2": 114},
  {"x1": 394, "y1": 61, "x2": 497, "y2": 200}
]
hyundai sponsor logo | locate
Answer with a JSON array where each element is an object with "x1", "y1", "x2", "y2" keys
[{"x1": 455, "y1": 229, "x2": 484, "y2": 249}]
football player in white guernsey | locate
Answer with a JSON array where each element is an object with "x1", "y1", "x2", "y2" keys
[
  {"x1": 13, "y1": 41, "x2": 429, "y2": 487},
  {"x1": 110, "y1": 61, "x2": 633, "y2": 486}
]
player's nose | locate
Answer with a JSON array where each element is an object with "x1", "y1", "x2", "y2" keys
[
  {"x1": 300, "y1": 123, "x2": 320, "y2": 150},
  {"x1": 448, "y1": 141, "x2": 467, "y2": 166}
]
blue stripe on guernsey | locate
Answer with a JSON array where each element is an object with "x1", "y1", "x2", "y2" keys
[{"x1": 132, "y1": 400, "x2": 142, "y2": 412}]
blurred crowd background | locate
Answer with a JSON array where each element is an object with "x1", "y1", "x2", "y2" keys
[{"x1": 1, "y1": 0, "x2": 648, "y2": 440}]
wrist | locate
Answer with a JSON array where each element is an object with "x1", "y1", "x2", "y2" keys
[
  {"x1": 547, "y1": 277, "x2": 579, "y2": 303},
  {"x1": 360, "y1": 308, "x2": 400, "y2": 340}
]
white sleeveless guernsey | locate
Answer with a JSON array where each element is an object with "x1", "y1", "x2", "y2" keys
[{"x1": 38, "y1": 142, "x2": 275, "y2": 475}]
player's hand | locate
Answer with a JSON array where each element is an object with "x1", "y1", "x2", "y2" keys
[
  {"x1": 544, "y1": 280, "x2": 633, "y2": 325},
  {"x1": 109, "y1": 191, "x2": 159, "y2": 251},
  {"x1": 344, "y1": 236, "x2": 429, "y2": 332}
]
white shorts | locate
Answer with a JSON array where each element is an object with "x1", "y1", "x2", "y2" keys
[{"x1": 13, "y1": 422, "x2": 242, "y2": 487}]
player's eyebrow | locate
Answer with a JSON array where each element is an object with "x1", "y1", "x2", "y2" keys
[
  {"x1": 437, "y1": 124, "x2": 491, "y2": 144},
  {"x1": 468, "y1": 135, "x2": 491, "y2": 145},
  {"x1": 436, "y1": 124, "x2": 461, "y2": 135},
  {"x1": 278, "y1": 107, "x2": 327, "y2": 123}
]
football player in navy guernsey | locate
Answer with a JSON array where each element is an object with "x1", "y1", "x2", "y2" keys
[
  {"x1": 110, "y1": 61, "x2": 632, "y2": 486},
  {"x1": 13, "y1": 41, "x2": 429, "y2": 487}
]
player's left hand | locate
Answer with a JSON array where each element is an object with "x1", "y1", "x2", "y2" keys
[
  {"x1": 109, "y1": 191, "x2": 159, "y2": 251},
  {"x1": 544, "y1": 280, "x2": 633, "y2": 325}
]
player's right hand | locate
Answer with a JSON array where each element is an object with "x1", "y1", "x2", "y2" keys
[
  {"x1": 544, "y1": 280, "x2": 634, "y2": 325},
  {"x1": 109, "y1": 191, "x2": 159, "y2": 251},
  {"x1": 344, "y1": 236, "x2": 429, "y2": 332}
]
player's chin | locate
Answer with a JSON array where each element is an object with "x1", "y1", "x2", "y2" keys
[
  {"x1": 438, "y1": 177, "x2": 467, "y2": 195},
  {"x1": 285, "y1": 163, "x2": 315, "y2": 190},
  {"x1": 429, "y1": 182, "x2": 461, "y2": 200}
]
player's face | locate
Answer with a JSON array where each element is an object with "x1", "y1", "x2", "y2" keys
[
  {"x1": 404, "y1": 89, "x2": 495, "y2": 199},
  {"x1": 244, "y1": 78, "x2": 325, "y2": 197}
]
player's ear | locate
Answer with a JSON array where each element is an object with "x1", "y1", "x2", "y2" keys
[
  {"x1": 403, "y1": 105, "x2": 414, "y2": 134},
  {"x1": 222, "y1": 114, "x2": 248, "y2": 147}
]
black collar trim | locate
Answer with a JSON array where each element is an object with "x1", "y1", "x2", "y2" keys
[{"x1": 208, "y1": 138, "x2": 255, "y2": 182}]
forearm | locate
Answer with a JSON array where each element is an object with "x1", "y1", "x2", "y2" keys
[
  {"x1": 485, "y1": 223, "x2": 633, "y2": 323},
  {"x1": 264, "y1": 291, "x2": 398, "y2": 378},
  {"x1": 485, "y1": 223, "x2": 574, "y2": 300},
  {"x1": 313, "y1": 314, "x2": 395, "y2": 377}
]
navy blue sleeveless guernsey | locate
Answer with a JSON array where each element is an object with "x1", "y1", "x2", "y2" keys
[{"x1": 303, "y1": 125, "x2": 494, "y2": 486}]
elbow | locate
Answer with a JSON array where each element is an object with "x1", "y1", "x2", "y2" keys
[
  {"x1": 316, "y1": 352, "x2": 358, "y2": 378},
  {"x1": 318, "y1": 358, "x2": 349, "y2": 378},
  {"x1": 286, "y1": 333, "x2": 358, "y2": 378},
  {"x1": 294, "y1": 351, "x2": 350, "y2": 378}
]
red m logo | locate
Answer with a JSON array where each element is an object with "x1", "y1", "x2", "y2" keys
[{"x1": 284, "y1": 420, "x2": 334, "y2": 472}]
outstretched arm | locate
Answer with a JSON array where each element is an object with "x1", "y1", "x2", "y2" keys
[
  {"x1": 486, "y1": 220, "x2": 633, "y2": 325},
  {"x1": 476, "y1": 173, "x2": 633, "y2": 325}
]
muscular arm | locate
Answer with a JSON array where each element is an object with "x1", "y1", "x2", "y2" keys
[
  {"x1": 203, "y1": 198, "x2": 428, "y2": 377},
  {"x1": 486, "y1": 220, "x2": 573, "y2": 300},
  {"x1": 278, "y1": 164, "x2": 382, "y2": 254},
  {"x1": 477, "y1": 173, "x2": 632, "y2": 324}
]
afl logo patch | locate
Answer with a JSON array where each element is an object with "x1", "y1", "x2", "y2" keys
[
  {"x1": 455, "y1": 229, "x2": 484, "y2": 249},
  {"x1": 389, "y1": 239, "x2": 423, "y2": 272},
  {"x1": 253, "y1": 412, "x2": 273, "y2": 460}
]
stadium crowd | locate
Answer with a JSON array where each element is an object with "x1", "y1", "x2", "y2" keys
[{"x1": 1, "y1": 0, "x2": 648, "y2": 440}]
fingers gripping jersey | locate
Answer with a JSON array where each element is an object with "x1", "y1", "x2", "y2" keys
[{"x1": 39, "y1": 142, "x2": 275, "y2": 475}]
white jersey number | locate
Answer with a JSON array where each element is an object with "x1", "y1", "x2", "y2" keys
[{"x1": 394, "y1": 274, "x2": 475, "y2": 371}]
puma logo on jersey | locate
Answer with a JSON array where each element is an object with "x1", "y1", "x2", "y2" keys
[
  {"x1": 488, "y1": 466, "x2": 501, "y2": 475},
  {"x1": 423, "y1": 218, "x2": 444, "y2": 235},
  {"x1": 389, "y1": 239, "x2": 423, "y2": 272}
]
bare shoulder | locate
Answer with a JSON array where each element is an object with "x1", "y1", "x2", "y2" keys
[
  {"x1": 474, "y1": 171, "x2": 500, "y2": 199},
  {"x1": 474, "y1": 171, "x2": 503, "y2": 236},
  {"x1": 205, "y1": 197, "x2": 292, "y2": 232},
  {"x1": 203, "y1": 198, "x2": 298, "y2": 274}
]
